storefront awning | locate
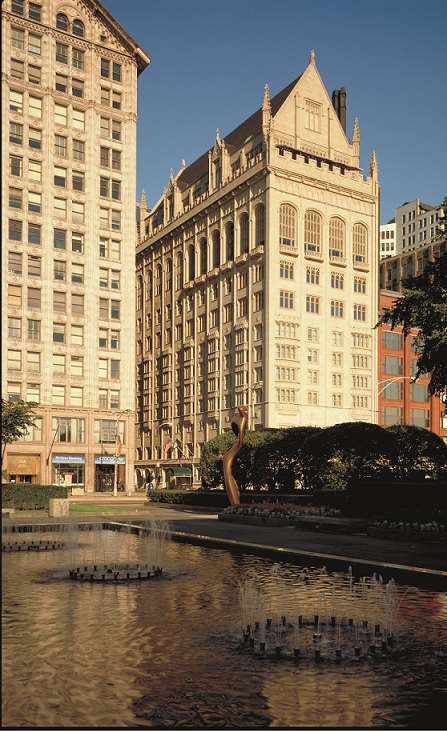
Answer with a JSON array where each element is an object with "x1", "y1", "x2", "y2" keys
[{"x1": 167, "y1": 467, "x2": 192, "y2": 478}]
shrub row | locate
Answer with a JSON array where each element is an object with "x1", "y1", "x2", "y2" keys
[
  {"x1": 2, "y1": 484, "x2": 68, "y2": 510},
  {"x1": 148, "y1": 489, "x2": 349, "y2": 510}
]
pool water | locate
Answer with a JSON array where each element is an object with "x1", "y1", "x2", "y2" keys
[{"x1": 2, "y1": 529, "x2": 447, "y2": 728}]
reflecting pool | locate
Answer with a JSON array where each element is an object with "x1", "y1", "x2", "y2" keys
[{"x1": 2, "y1": 529, "x2": 446, "y2": 728}]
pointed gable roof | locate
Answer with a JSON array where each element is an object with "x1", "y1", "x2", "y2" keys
[
  {"x1": 177, "y1": 74, "x2": 302, "y2": 190},
  {"x1": 87, "y1": 0, "x2": 150, "y2": 73}
]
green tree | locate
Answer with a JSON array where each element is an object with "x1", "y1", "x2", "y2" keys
[
  {"x1": 303, "y1": 422, "x2": 398, "y2": 491},
  {"x1": 378, "y1": 249, "x2": 447, "y2": 395},
  {"x1": 1, "y1": 399, "x2": 37, "y2": 463},
  {"x1": 200, "y1": 431, "x2": 234, "y2": 488},
  {"x1": 386, "y1": 424, "x2": 447, "y2": 480},
  {"x1": 254, "y1": 427, "x2": 322, "y2": 491}
]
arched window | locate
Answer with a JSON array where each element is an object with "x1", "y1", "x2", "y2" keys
[
  {"x1": 56, "y1": 13, "x2": 69, "y2": 31},
  {"x1": 239, "y1": 213, "x2": 249, "y2": 255},
  {"x1": 255, "y1": 204, "x2": 265, "y2": 247},
  {"x1": 72, "y1": 19, "x2": 85, "y2": 37},
  {"x1": 304, "y1": 210, "x2": 322, "y2": 256},
  {"x1": 199, "y1": 238, "x2": 207, "y2": 275},
  {"x1": 165, "y1": 259, "x2": 172, "y2": 289},
  {"x1": 188, "y1": 244, "x2": 195, "y2": 281},
  {"x1": 329, "y1": 217, "x2": 345, "y2": 261},
  {"x1": 225, "y1": 222, "x2": 234, "y2": 261},
  {"x1": 145, "y1": 269, "x2": 152, "y2": 298},
  {"x1": 279, "y1": 204, "x2": 296, "y2": 248},
  {"x1": 353, "y1": 223, "x2": 368, "y2": 264},
  {"x1": 212, "y1": 231, "x2": 220, "y2": 268}
]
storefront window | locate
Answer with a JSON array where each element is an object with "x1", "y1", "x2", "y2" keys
[{"x1": 52, "y1": 455, "x2": 85, "y2": 487}]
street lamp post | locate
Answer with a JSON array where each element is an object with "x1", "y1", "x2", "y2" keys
[{"x1": 113, "y1": 409, "x2": 131, "y2": 497}]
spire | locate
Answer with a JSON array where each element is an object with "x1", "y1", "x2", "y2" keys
[
  {"x1": 309, "y1": 48, "x2": 316, "y2": 65},
  {"x1": 352, "y1": 117, "x2": 360, "y2": 144},
  {"x1": 262, "y1": 83, "x2": 272, "y2": 138},
  {"x1": 369, "y1": 150, "x2": 378, "y2": 178},
  {"x1": 140, "y1": 189, "x2": 148, "y2": 212},
  {"x1": 215, "y1": 127, "x2": 221, "y2": 144}
]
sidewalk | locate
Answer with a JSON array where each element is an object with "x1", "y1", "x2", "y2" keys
[{"x1": 3, "y1": 504, "x2": 446, "y2": 586}]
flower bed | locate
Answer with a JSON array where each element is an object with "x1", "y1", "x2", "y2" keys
[
  {"x1": 368, "y1": 520, "x2": 447, "y2": 542},
  {"x1": 220, "y1": 502, "x2": 341, "y2": 525}
]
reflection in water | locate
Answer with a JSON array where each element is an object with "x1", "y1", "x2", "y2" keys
[{"x1": 2, "y1": 530, "x2": 447, "y2": 728}]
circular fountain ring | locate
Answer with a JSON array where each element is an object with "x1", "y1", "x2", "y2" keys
[
  {"x1": 68, "y1": 562, "x2": 164, "y2": 582},
  {"x1": 237, "y1": 614, "x2": 400, "y2": 664},
  {"x1": 2, "y1": 540, "x2": 65, "y2": 553}
]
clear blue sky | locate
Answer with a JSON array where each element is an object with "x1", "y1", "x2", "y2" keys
[{"x1": 105, "y1": 0, "x2": 447, "y2": 223}]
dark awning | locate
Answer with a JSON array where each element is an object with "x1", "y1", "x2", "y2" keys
[{"x1": 167, "y1": 467, "x2": 192, "y2": 478}]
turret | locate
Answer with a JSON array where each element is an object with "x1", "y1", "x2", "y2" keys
[
  {"x1": 352, "y1": 117, "x2": 360, "y2": 168},
  {"x1": 262, "y1": 83, "x2": 272, "y2": 138}
]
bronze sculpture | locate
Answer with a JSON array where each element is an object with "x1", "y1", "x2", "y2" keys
[{"x1": 222, "y1": 405, "x2": 248, "y2": 506}]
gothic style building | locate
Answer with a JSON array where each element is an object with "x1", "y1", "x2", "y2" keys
[{"x1": 135, "y1": 51, "x2": 379, "y2": 489}]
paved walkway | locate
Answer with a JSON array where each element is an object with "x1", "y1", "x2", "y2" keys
[{"x1": 3, "y1": 504, "x2": 447, "y2": 586}]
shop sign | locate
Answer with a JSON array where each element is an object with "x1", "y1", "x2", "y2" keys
[
  {"x1": 52, "y1": 455, "x2": 85, "y2": 464},
  {"x1": 95, "y1": 455, "x2": 126, "y2": 464}
]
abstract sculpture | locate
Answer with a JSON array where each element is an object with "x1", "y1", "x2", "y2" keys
[{"x1": 222, "y1": 405, "x2": 248, "y2": 506}]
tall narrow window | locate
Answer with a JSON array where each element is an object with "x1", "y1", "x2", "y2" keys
[
  {"x1": 212, "y1": 231, "x2": 220, "y2": 268},
  {"x1": 279, "y1": 204, "x2": 296, "y2": 248},
  {"x1": 225, "y1": 222, "x2": 234, "y2": 261},
  {"x1": 329, "y1": 217, "x2": 345, "y2": 260},
  {"x1": 255, "y1": 204, "x2": 265, "y2": 246},
  {"x1": 56, "y1": 13, "x2": 68, "y2": 30},
  {"x1": 304, "y1": 210, "x2": 322, "y2": 256},
  {"x1": 188, "y1": 244, "x2": 195, "y2": 281},
  {"x1": 199, "y1": 238, "x2": 207, "y2": 274},
  {"x1": 353, "y1": 223, "x2": 368, "y2": 265},
  {"x1": 239, "y1": 213, "x2": 249, "y2": 255}
]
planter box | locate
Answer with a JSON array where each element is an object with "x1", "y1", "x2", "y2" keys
[
  {"x1": 218, "y1": 514, "x2": 293, "y2": 527},
  {"x1": 48, "y1": 498, "x2": 70, "y2": 518}
]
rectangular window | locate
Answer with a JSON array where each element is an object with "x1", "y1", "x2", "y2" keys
[
  {"x1": 28, "y1": 65, "x2": 41, "y2": 85},
  {"x1": 54, "y1": 260, "x2": 66, "y2": 281},
  {"x1": 111, "y1": 180, "x2": 121, "y2": 200},
  {"x1": 112, "y1": 91, "x2": 121, "y2": 109},
  {"x1": 72, "y1": 78, "x2": 84, "y2": 98},
  {"x1": 8, "y1": 251, "x2": 22, "y2": 275},
  {"x1": 354, "y1": 276, "x2": 367, "y2": 294},
  {"x1": 305, "y1": 99, "x2": 321, "y2": 132},
  {"x1": 71, "y1": 263, "x2": 84, "y2": 284},
  {"x1": 26, "y1": 383, "x2": 40, "y2": 403},
  {"x1": 382, "y1": 355, "x2": 403, "y2": 375},
  {"x1": 383, "y1": 406, "x2": 403, "y2": 426},
  {"x1": 55, "y1": 134, "x2": 67, "y2": 158},
  {"x1": 101, "y1": 87, "x2": 110, "y2": 106},
  {"x1": 112, "y1": 119, "x2": 121, "y2": 141},
  {"x1": 382, "y1": 331, "x2": 403, "y2": 350},
  {"x1": 10, "y1": 155, "x2": 23, "y2": 177},
  {"x1": 7, "y1": 349, "x2": 22, "y2": 371},
  {"x1": 11, "y1": 27, "x2": 25, "y2": 49},
  {"x1": 71, "y1": 293, "x2": 84, "y2": 315},
  {"x1": 53, "y1": 323, "x2": 65, "y2": 344},
  {"x1": 279, "y1": 290, "x2": 294, "y2": 309},
  {"x1": 28, "y1": 3, "x2": 41, "y2": 21},
  {"x1": 71, "y1": 232, "x2": 84, "y2": 254},
  {"x1": 381, "y1": 381, "x2": 403, "y2": 400},
  {"x1": 9, "y1": 219, "x2": 22, "y2": 241},
  {"x1": 56, "y1": 43, "x2": 68, "y2": 64},
  {"x1": 10, "y1": 90, "x2": 23, "y2": 114},
  {"x1": 55, "y1": 104, "x2": 68, "y2": 126},
  {"x1": 9, "y1": 121, "x2": 23, "y2": 145},
  {"x1": 306, "y1": 295, "x2": 320, "y2": 314},
  {"x1": 101, "y1": 58, "x2": 110, "y2": 77},
  {"x1": 111, "y1": 150, "x2": 121, "y2": 171},
  {"x1": 29, "y1": 96, "x2": 42, "y2": 118},
  {"x1": 112, "y1": 62, "x2": 122, "y2": 82},
  {"x1": 72, "y1": 48, "x2": 84, "y2": 70},
  {"x1": 8, "y1": 317, "x2": 22, "y2": 339},
  {"x1": 11, "y1": 0, "x2": 25, "y2": 15},
  {"x1": 53, "y1": 228, "x2": 66, "y2": 250},
  {"x1": 53, "y1": 290, "x2": 66, "y2": 313},
  {"x1": 71, "y1": 325, "x2": 83, "y2": 346},
  {"x1": 27, "y1": 351, "x2": 40, "y2": 373},
  {"x1": 411, "y1": 408, "x2": 430, "y2": 428},
  {"x1": 52, "y1": 385, "x2": 65, "y2": 405},
  {"x1": 28, "y1": 191, "x2": 41, "y2": 213},
  {"x1": 54, "y1": 166, "x2": 67, "y2": 187},
  {"x1": 54, "y1": 197, "x2": 67, "y2": 219},
  {"x1": 111, "y1": 210, "x2": 121, "y2": 231},
  {"x1": 70, "y1": 355, "x2": 83, "y2": 376},
  {"x1": 410, "y1": 383, "x2": 429, "y2": 402},
  {"x1": 111, "y1": 300, "x2": 120, "y2": 320},
  {"x1": 9, "y1": 187, "x2": 23, "y2": 209},
  {"x1": 8, "y1": 285, "x2": 22, "y2": 308},
  {"x1": 100, "y1": 146, "x2": 110, "y2": 167},
  {"x1": 353, "y1": 304, "x2": 367, "y2": 321},
  {"x1": 11, "y1": 58, "x2": 25, "y2": 80},
  {"x1": 28, "y1": 33, "x2": 41, "y2": 55},
  {"x1": 27, "y1": 287, "x2": 41, "y2": 310},
  {"x1": 99, "y1": 298, "x2": 109, "y2": 320},
  {"x1": 331, "y1": 272, "x2": 344, "y2": 289},
  {"x1": 71, "y1": 139, "x2": 84, "y2": 162},
  {"x1": 28, "y1": 223, "x2": 41, "y2": 245},
  {"x1": 72, "y1": 108, "x2": 85, "y2": 130},
  {"x1": 28, "y1": 255, "x2": 41, "y2": 278},
  {"x1": 72, "y1": 201, "x2": 84, "y2": 224},
  {"x1": 28, "y1": 159, "x2": 42, "y2": 182},
  {"x1": 55, "y1": 73, "x2": 68, "y2": 93},
  {"x1": 72, "y1": 170, "x2": 84, "y2": 192},
  {"x1": 100, "y1": 176, "x2": 109, "y2": 197},
  {"x1": 27, "y1": 319, "x2": 40, "y2": 341},
  {"x1": 330, "y1": 300, "x2": 344, "y2": 318},
  {"x1": 100, "y1": 117, "x2": 110, "y2": 138}
]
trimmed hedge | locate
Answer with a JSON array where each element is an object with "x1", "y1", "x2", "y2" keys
[
  {"x1": 2, "y1": 484, "x2": 68, "y2": 510},
  {"x1": 148, "y1": 489, "x2": 349, "y2": 510},
  {"x1": 346, "y1": 479, "x2": 447, "y2": 520}
]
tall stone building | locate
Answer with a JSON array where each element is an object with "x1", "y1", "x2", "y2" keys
[
  {"x1": 135, "y1": 51, "x2": 379, "y2": 489},
  {"x1": 2, "y1": 0, "x2": 149, "y2": 491}
]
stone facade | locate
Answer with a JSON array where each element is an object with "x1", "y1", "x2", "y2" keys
[
  {"x1": 135, "y1": 51, "x2": 379, "y2": 489},
  {"x1": 2, "y1": 0, "x2": 149, "y2": 491}
]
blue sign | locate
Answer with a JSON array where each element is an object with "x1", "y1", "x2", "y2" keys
[
  {"x1": 52, "y1": 455, "x2": 85, "y2": 464},
  {"x1": 95, "y1": 455, "x2": 126, "y2": 465}
]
